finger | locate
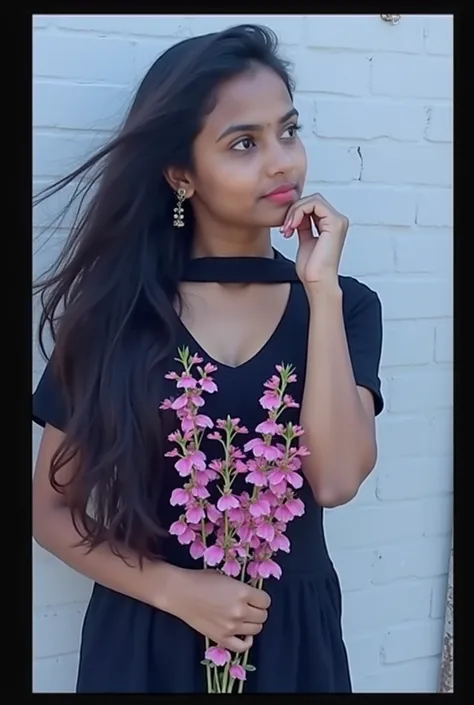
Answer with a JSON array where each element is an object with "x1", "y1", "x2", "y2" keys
[
  {"x1": 236, "y1": 621, "x2": 264, "y2": 637},
  {"x1": 296, "y1": 213, "x2": 313, "y2": 242},
  {"x1": 223, "y1": 635, "x2": 254, "y2": 654},
  {"x1": 247, "y1": 587, "x2": 271, "y2": 610},
  {"x1": 244, "y1": 605, "x2": 268, "y2": 624}
]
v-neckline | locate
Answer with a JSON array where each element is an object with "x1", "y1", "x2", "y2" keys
[
  {"x1": 176, "y1": 283, "x2": 295, "y2": 371},
  {"x1": 175, "y1": 249, "x2": 300, "y2": 371}
]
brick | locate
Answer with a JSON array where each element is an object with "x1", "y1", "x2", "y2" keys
[
  {"x1": 385, "y1": 368, "x2": 452, "y2": 413},
  {"x1": 394, "y1": 231, "x2": 452, "y2": 274},
  {"x1": 362, "y1": 278, "x2": 452, "y2": 320},
  {"x1": 376, "y1": 415, "x2": 431, "y2": 457},
  {"x1": 435, "y1": 320, "x2": 453, "y2": 363},
  {"x1": 33, "y1": 131, "x2": 109, "y2": 179},
  {"x1": 33, "y1": 544, "x2": 92, "y2": 607},
  {"x1": 303, "y1": 186, "x2": 416, "y2": 227},
  {"x1": 133, "y1": 38, "x2": 183, "y2": 84},
  {"x1": 423, "y1": 495, "x2": 453, "y2": 537},
  {"x1": 305, "y1": 143, "x2": 361, "y2": 183},
  {"x1": 361, "y1": 656, "x2": 440, "y2": 692},
  {"x1": 373, "y1": 536, "x2": 452, "y2": 584},
  {"x1": 381, "y1": 320, "x2": 434, "y2": 367},
  {"x1": 340, "y1": 227, "x2": 395, "y2": 277},
  {"x1": 360, "y1": 143, "x2": 452, "y2": 187},
  {"x1": 331, "y1": 548, "x2": 376, "y2": 591},
  {"x1": 33, "y1": 602, "x2": 87, "y2": 659},
  {"x1": 33, "y1": 179, "x2": 85, "y2": 231},
  {"x1": 54, "y1": 14, "x2": 195, "y2": 38},
  {"x1": 33, "y1": 14, "x2": 51, "y2": 28},
  {"x1": 345, "y1": 633, "x2": 382, "y2": 682},
  {"x1": 376, "y1": 456, "x2": 453, "y2": 501},
  {"x1": 297, "y1": 51, "x2": 370, "y2": 95},
  {"x1": 313, "y1": 98, "x2": 425, "y2": 142},
  {"x1": 430, "y1": 575, "x2": 449, "y2": 619},
  {"x1": 306, "y1": 15, "x2": 424, "y2": 53},
  {"x1": 416, "y1": 190, "x2": 452, "y2": 227},
  {"x1": 428, "y1": 411, "x2": 453, "y2": 456},
  {"x1": 425, "y1": 15, "x2": 453, "y2": 56},
  {"x1": 371, "y1": 54, "x2": 452, "y2": 99},
  {"x1": 382, "y1": 619, "x2": 444, "y2": 664},
  {"x1": 34, "y1": 34, "x2": 136, "y2": 85},
  {"x1": 425, "y1": 105, "x2": 453, "y2": 143},
  {"x1": 33, "y1": 81, "x2": 131, "y2": 131},
  {"x1": 343, "y1": 580, "x2": 431, "y2": 632},
  {"x1": 324, "y1": 502, "x2": 424, "y2": 550},
  {"x1": 33, "y1": 652, "x2": 79, "y2": 693}
]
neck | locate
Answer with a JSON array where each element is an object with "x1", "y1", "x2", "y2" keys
[{"x1": 191, "y1": 224, "x2": 273, "y2": 259}]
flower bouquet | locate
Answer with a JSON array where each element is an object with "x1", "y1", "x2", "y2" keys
[{"x1": 160, "y1": 347, "x2": 309, "y2": 693}]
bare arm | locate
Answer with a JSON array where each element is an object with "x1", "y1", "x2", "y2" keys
[
  {"x1": 32, "y1": 424, "x2": 184, "y2": 613},
  {"x1": 299, "y1": 285, "x2": 378, "y2": 508}
]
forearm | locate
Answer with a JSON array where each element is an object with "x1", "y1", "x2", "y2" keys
[
  {"x1": 300, "y1": 284, "x2": 376, "y2": 506},
  {"x1": 33, "y1": 506, "x2": 186, "y2": 614}
]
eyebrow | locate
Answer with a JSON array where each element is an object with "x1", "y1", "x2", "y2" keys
[{"x1": 216, "y1": 108, "x2": 299, "y2": 143}]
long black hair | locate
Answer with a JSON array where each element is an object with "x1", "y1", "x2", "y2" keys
[{"x1": 33, "y1": 24, "x2": 295, "y2": 561}]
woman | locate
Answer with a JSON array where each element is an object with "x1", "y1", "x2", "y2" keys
[{"x1": 32, "y1": 24, "x2": 383, "y2": 693}]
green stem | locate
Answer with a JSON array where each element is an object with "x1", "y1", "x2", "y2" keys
[{"x1": 237, "y1": 577, "x2": 264, "y2": 694}]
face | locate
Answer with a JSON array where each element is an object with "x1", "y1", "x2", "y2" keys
[{"x1": 185, "y1": 65, "x2": 307, "y2": 229}]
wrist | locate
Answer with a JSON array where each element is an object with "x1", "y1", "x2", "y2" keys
[
  {"x1": 305, "y1": 279, "x2": 343, "y2": 305},
  {"x1": 151, "y1": 562, "x2": 189, "y2": 615}
]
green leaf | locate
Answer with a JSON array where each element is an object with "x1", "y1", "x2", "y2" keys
[
  {"x1": 200, "y1": 659, "x2": 210, "y2": 666},
  {"x1": 245, "y1": 664, "x2": 256, "y2": 672}
]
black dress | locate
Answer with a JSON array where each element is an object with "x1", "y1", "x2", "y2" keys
[{"x1": 32, "y1": 251, "x2": 384, "y2": 693}]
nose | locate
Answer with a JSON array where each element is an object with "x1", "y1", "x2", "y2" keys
[{"x1": 264, "y1": 138, "x2": 294, "y2": 177}]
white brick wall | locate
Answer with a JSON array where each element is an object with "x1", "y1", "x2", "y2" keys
[{"x1": 32, "y1": 14, "x2": 453, "y2": 693}]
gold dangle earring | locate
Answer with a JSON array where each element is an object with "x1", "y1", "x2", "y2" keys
[{"x1": 173, "y1": 188, "x2": 186, "y2": 228}]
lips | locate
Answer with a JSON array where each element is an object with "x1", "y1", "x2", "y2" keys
[{"x1": 263, "y1": 183, "x2": 297, "y2": 198}]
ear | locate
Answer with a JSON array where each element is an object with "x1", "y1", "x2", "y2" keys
[{"x1": 164, "y1": 167, "x2": 195, "y2": 199}]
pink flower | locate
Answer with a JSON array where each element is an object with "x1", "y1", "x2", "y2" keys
[
  {"x1": 274, "y1": 504, "x2": 294, "y2": 523},
  {"x1": 227, "y1": 507, "x2": 245, "y2": 524},
  {"x1": 249, "y1": 497, "x2": 271, "y2": 518},
  {"x1": 159, "y1": 398, "x2": 174, "y2": 410},
  {"x1": 195, "y1": 414, "x2": 214, "y2": 429},
  {"x1": 259, "y1": 391, "x2": 281, "y2": 410},
  {"x1": 246, "y1": 469, "x2": 268, "y2": 487},
  {"x1": 189, "y1": 538, "x2": 205, "y2": 559},
  {"x1": 244, "y1": 438, "x2": 281, "y2": 461},
  {"x1": 170, "y1": 488, "x2": 191, "y2": 506},
  {"x1": 217, "y1": 494, "x2": 240, "y2": 512},
  {"x1": 205, "y1": 646, "x2": 231, "y2": 667},
  {"x1": 204, "y1": 544, "x2": 225, "y2": 566},
  {"x1": 285, "y1": 497, "x2": 305, "y2": 517},
  {"x1": 269, "y1": 533, "x2": 290, "y2": 553},
  {"x1": 180, "y1": 416, "x2": 194, "y2": 433},
  {"x1": 229, "y1": 664, "x2": 246, "y2": 681},
  {"x1": 206, "y1": 503, "x2": 222, "y2": 523},
  {"x1": 169, "y1": 520, "x2": 196, "y2": 545},
  {"x1": 185, "y1": 505, "x2": 205, "y2": 524},
  {"x1": 234, "y1": 459, "x2": 248, "y2": 474},
  {"x1": 255, "y1": 419, "x2": 280, "y2": 435},
  {"x1": 256, "y1": 521, "x2": 275, "y2": 542},
  {"x1": 268, "y1": 480, "x2": 287, "y2": 497},
  {"x1": 190, "y1": 354, "x2": 203, "y2": 364},
  {"x1": 286, "y1": 471, "x2": 303, "y2": 489},
  {"x1": 207, "y1": 431, "x2": 222, "y2": 441},
  {"x1": 191, "y1": 485, "x2": 210, "y2": 500},
  {"x1": 169, "y1": 519, "x2": 188, "y2": 536},
  {"x1": 199, "y1": 378, "x2": 218, "y2": 393},
  {"x1": 222, "y1": 558, "x2": 241, "y2": 577},
  {"x1": 175, "y1": 450, "x2": 207, "y2": 477},
  {"x1": 257, "y1": 558, "x2": 282, "y2": 580},
  {"x1": 164, "y1": 447, "x2": 179, "y2": 458},
  {"x1": 189, "y1": 394, "x2": 205, "y2": 407},
  {"x1": 177, "y1": 375, "x2": 197, "y2": 389},
  {"x1": 283, "y1": 394, "x2": 299, "y2": 408},
  {"x1": 268, "y1": 469, "x2": 285, "y2": 486},
  {"x1": 264, "y1": 374, "x2": 280, "y2": 390},
  {"x1": 171, "y1": 394, "x2": 189, "y2": 410},
  {"x1": 165, "y1": 371, "x2": 179, "y2": 381}
]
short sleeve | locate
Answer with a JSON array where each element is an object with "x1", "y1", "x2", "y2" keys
[
  {"x1": 341, "y1": 277, "x2": 384, "y2": 416},
  {"x1": 32, "y1": 357, "x2": 70, "y2": 432}
]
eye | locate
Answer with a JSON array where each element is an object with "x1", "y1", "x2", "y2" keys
[
  {"x1": 231, "y1": 137, "x2": 255, "y2": 151},
  {"x1": 282, "y1": 123, "x2": 302, "y2": 139}
]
